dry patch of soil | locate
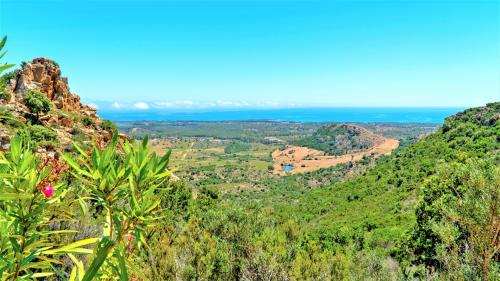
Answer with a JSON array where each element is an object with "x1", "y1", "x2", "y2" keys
[{"x1": 272, "y1": 137, "x2": 399, "y2": 175}]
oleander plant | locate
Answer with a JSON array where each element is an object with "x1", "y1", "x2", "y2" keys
[{"x1": 0, "y1": 134, "x2": 172, "y2": 280}]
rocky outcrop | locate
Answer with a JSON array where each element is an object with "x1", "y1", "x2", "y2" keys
[
  {"x1": 8, "y1": 58, "x2": 95, "y2": 115},
  {"x1": 0, "y1": 57, "x2": 118, "y2": 155}
]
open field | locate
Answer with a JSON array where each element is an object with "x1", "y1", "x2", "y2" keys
[{"x1": 272, "y1": 136, "x2": 399, "y2": 174}]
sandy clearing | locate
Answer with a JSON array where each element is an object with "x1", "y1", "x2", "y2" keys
[{"x1": 272, "y1": 137, "x2": 399, "y2": 175}]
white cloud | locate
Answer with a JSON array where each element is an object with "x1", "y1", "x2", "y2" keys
[
  {"x1": 111, "y1": 101, "x2": 123, "y2": 109},
  {"x1": 86, "y1": 103, "x2": 99, "y2": 110},
  {"x1": 154, "y1": 101, "x2": 174, "y2": 108},
  {"x1": 153, "y1": 100, "x2": 195, "y2": 108},
  {"x1": 175, "y1": 100, "x2": 194, "y2": 106},
  {"x1": 215, "y1": 100, "x2": 250, "y2": 107},
  {"x1": 133, "y1": 102, "x2": 150, "y2": 110}
]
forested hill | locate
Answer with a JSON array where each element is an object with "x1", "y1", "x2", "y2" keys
[
  {"x1": 268, "y1": 102, "x2": 499, "y2": 278},
  {"x1": 292, "y1": 124, "x2": 385, "y2": 155}
]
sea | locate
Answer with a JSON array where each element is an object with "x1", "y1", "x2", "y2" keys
[{"x1": 99, "y1": 107, "x2": 465, "y2": 123}]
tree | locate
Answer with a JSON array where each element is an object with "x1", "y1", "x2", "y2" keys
[
  {"x1": 402, "y1": 158, "x2": 500, "y2": 280},
  {"x1": 23, "y1": 89, "x2": 52, "y2": 119},
  {"x1": 434, "y1": 158, "x2": 499, "y2": 280}
]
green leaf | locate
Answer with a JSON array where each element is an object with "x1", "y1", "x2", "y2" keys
[
  {"x1": 68, "y1": 253, "x2": 85, "y2": 281},
  {"x1": 82, "y1": 238, "x2": 115, "y2": 281},
  {"x1": 31, "y1": 272, "x2": 54, "y2": 278},
  {"x1": 0, "y1": 63, "x2": 14, "y2": 73},
  {"x1": 9, "y1": 239, "x2": 21, "y2": 255},
  {"x1": 0, "y1": 36, "x2": 6, "y2": 50},
  {"x1": 0, "y1": 193, "x2": 32, "y2": 200},
  {"x1": 115, "y1": 248, "x2": 129, "y2": 281},
  {"x1": 44, "y1": 238, "x2": 99, "y2": 254},
  {"x1": 69, "y1": 267, "x2": 77, "y2": 281}
]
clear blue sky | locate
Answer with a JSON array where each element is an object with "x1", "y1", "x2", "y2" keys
[{"x1": 1, "y1": 0, "x2": 499, "y2": 111}]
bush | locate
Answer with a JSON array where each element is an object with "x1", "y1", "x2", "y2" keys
[
  {"x1": 28, "y1": 124, "x2": 57, "y2": 143},
  {"x1": 0, "y1": 105, "x2": 13, "y2": 117},
  {"x1": 0, "y1": 89, "x2": 11, "y2": 101},
  {"x1": 81, "y1": 115, "x2": 95, "y2": 127},
  {"x1": 0, "y1": 70, "x2": 16, "y2": 102},
  {"x1": 0, "y1": 70, "x2": 17, "y2": 85},
  {"x1": 23, "y1": 89, "x2": 52, "y2": 118},
  {"x1": 101, "y1": 119, "x2": 117, "y2": 131},
  {"x1": 0, "y1": 135, "x2": 172, "y2": 279}
]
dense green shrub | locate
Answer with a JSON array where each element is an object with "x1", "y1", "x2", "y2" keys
[
  {"x1": 0, "y1": 105, "x2": 13, "y2": 118},
  {"x1": 81, "y1": 115, "x2": 95, "y2": 127},
  {"x1": 101, "y1": 119, "x2": 117, "y2": 131},
  {"x1": 0, "y1": 134, "x2": 172, "y2": 279},
  {"x1": 28, "y1": 124, "x2": 57, "y2": 143},
  {"x1": 0, "y1": 89, "x2": 11, "y2": 101},
  {"x1": 23, "y1": 89, "x2": 52, "y2": 118}
]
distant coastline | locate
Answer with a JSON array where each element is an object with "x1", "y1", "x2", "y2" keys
[{"x1": 99, "y1": 107, "x2": 465, "y2": 123}]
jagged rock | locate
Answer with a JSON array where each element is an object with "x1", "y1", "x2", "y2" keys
[
  {"x1": 0, "y1": 57, "x2": 120, "y2": 156},
  {"x1": 12, "y1": 58, "x2": 93, "y2": 116}
]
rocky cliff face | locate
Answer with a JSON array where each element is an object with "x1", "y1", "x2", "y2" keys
[
  {"x1": 6, "y1": 58, "x2": 97, "y2": 117},
  {"x1": 0, "y1": 58, "x2": 123, "y2": 155}
]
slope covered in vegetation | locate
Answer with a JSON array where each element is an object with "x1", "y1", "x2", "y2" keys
[
  {"x1": 292, "y1": 124, "x2": 385, "y2": 155},
  {"x1": 137, "y1": 102, "x2": 498, "y2": 280},
  {"x1": 267, "y1": 102, "x2": 499, "y2": 278}
]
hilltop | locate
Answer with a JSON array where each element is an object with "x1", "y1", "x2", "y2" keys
[
  {"x1": 0, "y1": 58, "x2": 122, "y2": 156},
  {"x1": 272, "y1": 124, "x2": 399, "y2": 174},
  {"x1": 292, "y1": 124, "x2": 387, "y2": 156}
]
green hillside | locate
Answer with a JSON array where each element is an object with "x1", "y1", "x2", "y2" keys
[
  {"x1": 267, "y1": 102, "x2": 499, "y2": 277},
  {"x1": 219, "y1": 102, "x2": 499, "y2": 279},
  {"x1": 278, "y1": 102, "x2": 498, "y2": 233},
  {"x1": 138, "y1": 102, "x2": 498, "y2": 280},
  {"x1": 292, "y1": 124, "x2": 382, "y2": 155}
]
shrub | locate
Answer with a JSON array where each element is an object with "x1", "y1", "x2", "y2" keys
[
  {"x1": 0, "y1": 105, "x2": 13, "y2": 117},
  {"x1": 0, "y1": 70, "x2": 16, "y2": 102},
  {"x1": 23, "y1": 89, "x2": 52, "y2": 118},
  {"x1": 0, "y1": 89, "x2": 11, "y2": 101},
  {"x1": 0, "y1": 134, "x2": 172, "y2": 279},
  {"x1": 28, "y1": 125, "x2": 57, "y2": 143},
  {"x1": 101, "y1": 119, "x2": 117, "y2": 131},
  {"x1": 0, "y1": 70, "x2": 17, "y2": 86},
  {"x1": 0, "y1": 105, "x2": 22, "y2": 127},
  {"x1": 0, "y1": 136, "x2": 79, "y2": 279},
  {"x1": 81, "y1": 115, "x2": 95, "y2": 127}
]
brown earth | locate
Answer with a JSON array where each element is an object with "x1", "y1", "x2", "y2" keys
[{"x1": 272, "y1": 135, "x2": 399, "y2": 175}]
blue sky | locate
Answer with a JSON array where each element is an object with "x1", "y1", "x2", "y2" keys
[{"x1": 0, "y1": 0, "x2": 498, "y2": 111}]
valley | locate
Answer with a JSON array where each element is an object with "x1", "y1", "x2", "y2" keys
[{"x1": 118, "y1": 121, "x2": 436, "y2": 194}]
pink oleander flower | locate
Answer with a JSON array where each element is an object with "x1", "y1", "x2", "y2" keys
[
  {"x1": 41, "y1": 185, "x2": 55, "y2": 198},
  {"x1": 125, "y1": 233, "x2": 135, "y2": 241}
]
